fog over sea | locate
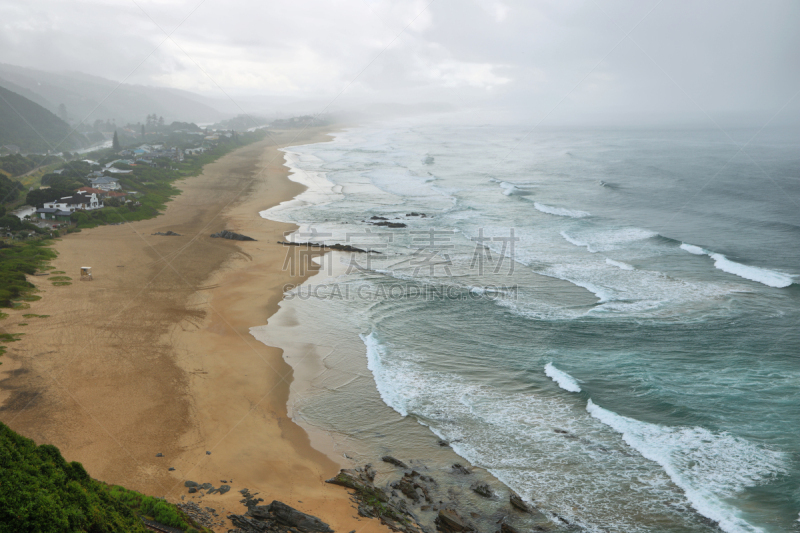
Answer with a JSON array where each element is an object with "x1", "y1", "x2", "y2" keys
[{"x1": 254, "y1": 117, "x2": 800, "y2": 533}]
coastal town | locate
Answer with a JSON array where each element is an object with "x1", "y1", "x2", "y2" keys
[{"x1": 0, "y1": 128, "x2": 243, "y2": 239}]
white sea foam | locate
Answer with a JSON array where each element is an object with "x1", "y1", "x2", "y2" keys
[
  {"x1": 681, "y1": 243, "x2": 793, "y2": 288},
  {"x1": 544, "y1": 363, "x2": 581, "y2": 392},
  {"x1": 680, "y1": 243, "x2": 707, "y2": 255},
  {"x1": 605, "y1": 258, "x2": 634, "y2": 270},
  {"x1": 533, "y1": 202, "x2": 590, "y2": 218},
  {"x1": 360, "y1": 333, "x2": 719, "y2": 532},
  {"x1": 561, "y1": 228, "x2": 657, "y2": 253},
  {"x1": 560, "y1": 230, "x2": 590, "y2": 250},
  {"x1": 587, "y1": 400, "x2": 788, "y2": 533},
  {"x1": 361, "y1": 332, "x2": 410, "y2": 417},
  {"x1": 709, "y1": 253, "x2": 793, "y2": 288},
  {"x1": 499, "y1": 181, "x2": 522, "y2": 196}
]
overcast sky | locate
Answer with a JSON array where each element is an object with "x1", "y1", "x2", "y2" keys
[{"x1": 1, "y1": 0, "x2": 798, "y2": 123}]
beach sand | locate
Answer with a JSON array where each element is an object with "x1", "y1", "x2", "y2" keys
[{"x1": 0, "y1": 129, "x2": 390, "y2": 532}]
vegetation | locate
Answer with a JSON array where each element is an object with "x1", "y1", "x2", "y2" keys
[
  {"x1": 62, "y1": 130, "x2": 265, "y2": 230},
  {"x1": 0, "y1": 85, "x2": 87, "y2": 153},
  {"x1": 0, "y1": 421, "x2": 204, "y2": 532},
  {"x1": 0, "y1": 240, "x2": 56, "y2": 307}
]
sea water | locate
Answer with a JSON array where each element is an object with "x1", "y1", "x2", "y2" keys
[{"x1": 253, "y1": 118, "x2": 800, "y2": 533}]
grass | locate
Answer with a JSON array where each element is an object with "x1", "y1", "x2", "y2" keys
[
  {"x1": 22, "y1": 313, "x2": 49, "y2": 318},
  {"x1": 0, "y1": 239, "x2": 57, "y2": 307},
  {"x1": 50, "y1": 270, "x2": 65, "y2": 274},
  {"x1": 47, "y1": 276, "x2": 71, "y2": 281},
  {"x1": 51, "y1": 281, "x2": 71, "y2": 286}
]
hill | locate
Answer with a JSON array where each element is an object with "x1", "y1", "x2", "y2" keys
[
  {"x1": 0, "y1": 85, "x2": 88, "y2": 153},
  {"x1": 0, "y1": 63, "x2": 226, "y2": 125},
  {"x1": 0, "y1": 421, "x2": 204, "y2": 532}
]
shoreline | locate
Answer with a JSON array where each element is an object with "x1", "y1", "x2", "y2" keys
[{"x1": 0, "y1": 129, "x2": 391, "y2": 533}]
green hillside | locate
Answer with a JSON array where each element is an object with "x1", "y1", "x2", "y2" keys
[
  {"x1": 0, "y1": 85, "x2": 87, "y2": 153},
  {"x1": 0, "y1": 421, "x2": 204, "y2": 532}
]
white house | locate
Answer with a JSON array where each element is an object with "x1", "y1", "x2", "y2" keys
[
  {"x1": 43, "y1": 192, "x2": 103, "y2": 212},
  {"x1": 90, "y1": 176, "x2": 121, "y2": 191}
]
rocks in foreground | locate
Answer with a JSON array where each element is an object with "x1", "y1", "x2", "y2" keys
[
  {"x1": 228, "y1": 500, "x2": 332, "y2": 533},
  {"x1": 152, "y1": 230, "x2": 181, "y2": 236},
  {"x1": 211, "y1": 230, "x2": 256, "y2": 241}
]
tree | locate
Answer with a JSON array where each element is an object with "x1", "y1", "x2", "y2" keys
[
  {"x1": 141, "y1": 124, "x2": 145, "y2": 138},
  {"x1": 112, "y1": 131, "x2": 120, "y2": 150},
  {"x1": 158, "y1": 116, "x2": 164, "y2": 128}
]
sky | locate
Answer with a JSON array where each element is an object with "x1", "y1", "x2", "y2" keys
[{"x1": 1, "y1": 0, "x2": 799, "y2": 124}]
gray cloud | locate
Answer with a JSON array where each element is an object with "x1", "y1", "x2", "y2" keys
[{"x1": 1, "y1": 0, "x2": 798, "y2": 124}]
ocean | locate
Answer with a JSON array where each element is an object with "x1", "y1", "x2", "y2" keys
[{"x1": 253, "y1": 118, "x2": 800, "y2": 533}]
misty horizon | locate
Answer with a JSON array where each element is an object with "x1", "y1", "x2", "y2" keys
[{"x1": 1, "y1": 0, "x2": 799, "y2": 128}]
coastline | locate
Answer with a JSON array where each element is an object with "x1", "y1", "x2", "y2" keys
[{"x1": 0, "y1": 128, "x2": 391, "y2": 532}]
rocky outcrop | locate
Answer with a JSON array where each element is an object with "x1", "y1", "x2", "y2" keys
[
  {"x1": 211, "y1": 230, "x2": 256, "y2": 241},
  {"x1": 470, "y1": 481, "x2": 493, "y2": 498},
  {"x1": 277, "y1": 241, "x2": 381, "y2": 254},
  {"x1": 509, "y1": 492, "x2": 532, "y2": 513},
  {"x1": 371, "y1": 220, "x2": 407, "y2": 228},
  {"x1": 228, "y1": 500, "x2": 332, "y2": 533},
  {"x1": 325, "y1": 467, "x2": 424, "y2": 533},
  {"x1": 152, "y1": 230, "x2": 181, "y2": 236},
  {"x1": 382, "y1": 455, "x2": 409, "y2": 469},
  {"x1": 435, "y1": 509, "x2": 472, "y2": 533}
]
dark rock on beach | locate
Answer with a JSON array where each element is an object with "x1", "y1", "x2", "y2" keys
[
  {"x1": 211, "y1": 230, "x2": 256, "y2": 241},
  {"x1": 382, "y1": 455, "x2": 409, "y2": 469},
  {"x1": 509, "y1": 492, "x2": 532, "y2": 513},
  {"x1": 277, "y1": 241, "x2": 381, "y2": 254},
  {"x1": 435, "y1": 509, "x2": 472, "y2": 533},
  {"x1": 228, "y1": 501, "x2": 333, "y2": 533},
  {"x1": 371, "y1": 220, "x2": 407, "y2": 228},
  {"x1": 152, "y1": 230, "x2": 181, "y2": 236},
  {"x1": 470, "y1": 481, "x2": 493, "y2": 498},
  {"x1": 451, "y1": 463, "x2": 471, "y2": 475}
]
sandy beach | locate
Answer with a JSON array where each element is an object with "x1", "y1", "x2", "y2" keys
[{"x1": 0, "y1": 129, "x2": 390, "y2": 533}]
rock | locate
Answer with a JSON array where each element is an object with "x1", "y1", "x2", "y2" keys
[
  {"x1": 370, "y1": 216, "x2": 388, "y2": 220},
  {"x1": 435, "y1": 509, "x2": 470, "y2": 532},
  {"x1": 509, "y1": 492, "x2": 531, "y2": 513},
  {"x1": 218, "y1": 484, "x2": 231, "y2": 494},
  {"x1": 155, "y1": 452, "x2": 163, "y2": 457},
  {"x1": 210, "y1": 230, "x2": 256, "y2": 241},
  {"x1": 364, "y1": 463, "x2": 377, "y2": 482},
  {"x1": 451, "y1": 463, "x2": 471, "y2": 475},
  {"x1": 470, "y1": 481, "x2": 493, "y2": 498},
  {"x1": 152, "y1": 231, "x2": 181, "y2": 236},
  {"x1": 206, "y1": 450, "x2": 211, "y2": 455},
  {"x1": 250, "y1": 501, "x2": 333, "y2": 533},
  {"x1": 500, "y1": 522, "x2": 521, "y2": 533},
  {"x1": 437, "y1": 439, "x2": 450, "y2": 447},
  {"x1": 185, "y1": 481, "x2": 199, "y2": 487},
  {"x1": 382, "y1": 455, "x2": 409, "y2": 469},
  {"x1": 188, "y1": 487, "x2": 197, "y2": 494},
  {"x1": 277, "y1": 241, "x2": 380, "y2": 254},
  {"x1": 371, "y1": 220, "x2": 407, "y2": 228},
  {"x1": 168, "y1": 467, "x2": 175, "y2": 471},
  {"x1": 200, "y1": 483, "x2": 212, "y2": 490}
]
